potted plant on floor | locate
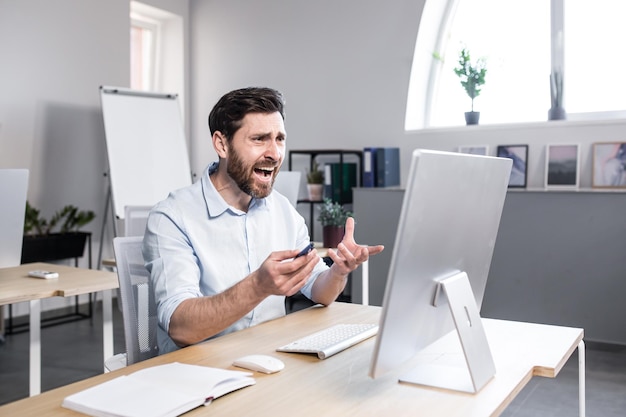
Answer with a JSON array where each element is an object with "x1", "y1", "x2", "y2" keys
[
  {"x1": 21, "y1": 202, "x2": 96, "y2": 263},
  {"x1": 306, "y1": 161, "x2": 324, "y2": 201},
  {"x1": 454, "y1": 47, "x2": 487, "y2": 125},
  {"x1": 317, "y1": 198, "x2": 352, "y2": 248}
]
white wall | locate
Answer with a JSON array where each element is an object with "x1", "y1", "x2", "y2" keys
[
  {"x1": 189, "y1": 0, "x2": 425, "y2": 177},
  {"x1": 0, "y1": 0, "x2": 188, "y2": 317}
]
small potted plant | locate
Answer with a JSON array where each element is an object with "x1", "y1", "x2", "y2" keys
[
  {"x1": 454, "y1": 47, "x2": 487, "y2": 125},
  {"x1": 22, "y1": 201, "x2": 96, "y2": 263},
  {"x1": 548, "y1": 70, "x2": 566, "y2": 120},
  {"x1": 317, "y1": 198, "x2": 353, "y2": 248},
  {"x1": 306, "y1": 161, "x2": 324, "y2": 201}
]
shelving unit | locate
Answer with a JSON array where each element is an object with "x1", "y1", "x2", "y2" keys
[{"x1": 288, "y1": 149, "x2": 363, "y2": 240}]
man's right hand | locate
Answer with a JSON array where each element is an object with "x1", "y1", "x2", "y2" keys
[{"x1": 254, "y1": 248, "x2": 320, "y2": 297}]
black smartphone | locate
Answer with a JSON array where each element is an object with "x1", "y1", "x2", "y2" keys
[{"x1": 295, "y1": 242, "x2": 315, "y2": 258}]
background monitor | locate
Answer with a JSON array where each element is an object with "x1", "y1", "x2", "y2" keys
[
  {"x1": 368, "y1": 149, "x2": 511, "y2": 392},
  {"x1": 273, "y1": 170, "x2": 302, "y2": 207},
  {"x1": 0, "y1": 169, "x2": 29, "y2": 268}
]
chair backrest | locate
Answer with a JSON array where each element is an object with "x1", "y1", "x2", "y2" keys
[
  {"x1": 123, "y1": 205, "x2": 152, "y2": 237},
  {"x1": 273, "y1": 171, "x2": 301, "y2": 207},
  {"x1": 113, "y1": 236, "x2": 158, "y2": 364},
  {"x1": 0, "y1": 169, "x2": 29, "y2": 268}
]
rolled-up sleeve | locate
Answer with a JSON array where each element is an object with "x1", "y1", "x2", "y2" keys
[{"x1": 142, "y1": 202, "x2": 203, "y2": 337}]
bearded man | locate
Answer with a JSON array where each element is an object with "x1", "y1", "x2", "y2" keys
[{"x1": 142, "y1": 87, "x2": 383, "y2": 354}]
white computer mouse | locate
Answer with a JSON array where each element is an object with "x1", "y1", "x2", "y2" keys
[{"x1": 233, "y1": 354, "x2": 285, "y2": 374}]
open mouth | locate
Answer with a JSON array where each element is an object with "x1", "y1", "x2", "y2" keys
[{"x1": 253, "y1": 166, "x2": 275, "y2": 181}]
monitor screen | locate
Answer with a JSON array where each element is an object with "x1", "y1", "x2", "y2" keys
[
  {"x1": 0, "y1": 169, "x2": 29, "y2": 268},
  {"x1": 368, "y1": 149, "x2": 511, "y2": 391}
]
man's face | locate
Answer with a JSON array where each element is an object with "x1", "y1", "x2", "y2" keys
[{"x1": 226, "y1": 112, "x2": 286, "y2": 199}]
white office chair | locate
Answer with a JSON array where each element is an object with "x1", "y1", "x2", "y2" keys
[
  {"x1": 123, "y1": 205, "x2": 152, "y2": 237},
  {"x1": 108, "y1": 205, "x2": 152, "y2": 314},
  {"x1": 104, "y1": 236, "x2": 158, "y2": 371}
]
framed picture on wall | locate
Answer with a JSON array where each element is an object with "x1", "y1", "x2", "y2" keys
[
  {"x1": 457, "y1": 145, "x2": 489, "y2": 156},
  {"x1": 545, "y1": 144, "x2": 580, "y2": 189},
  {"x1": 497, "y1": 145, "x2": 528, "y2": 188},
  {"x1": 592, "y1": 142, "x2": 626, "y2": 188}
]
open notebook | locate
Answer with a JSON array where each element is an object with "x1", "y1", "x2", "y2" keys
[{"x1": 62, "y1": 362, "x2": 255, "y2": 417}]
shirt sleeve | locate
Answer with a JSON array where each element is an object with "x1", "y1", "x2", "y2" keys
[{"x1": 142, "y1": 202, "x2": 203, "y2": 335}]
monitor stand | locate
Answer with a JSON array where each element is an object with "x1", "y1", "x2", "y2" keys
[{"x1": 399, "y1": 271, "x2": 496, "y2": 394}]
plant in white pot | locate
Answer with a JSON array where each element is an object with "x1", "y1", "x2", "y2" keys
[
  {"x1": 317, "y1": 198, "x2": 352, "y2": 248},
  {"x1": 306, "y1": 161, "x2": 324, "y2": 201},
  {"x1": 454, "y1": 47, "x2": 487, "y2": 125}
]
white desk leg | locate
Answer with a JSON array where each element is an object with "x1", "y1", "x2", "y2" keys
[
  {"x1": 102, "y1": 289, "x2": 114, "y2": 368},
  {"x1": 362, "y1": 259, "x2": 369, "y2": 306},
  {"x1": 29, "y1": 299, "x2": 41, "y2": 397},
  {"x1": 578, "y1": 340, "x2": 586, "y2": 417}
]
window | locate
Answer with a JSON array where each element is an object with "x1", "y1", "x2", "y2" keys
[
  {"x1": 407, "y1": 0, "x2": 626, "y2": 129},
  {"x1": 129, "y1": 1, "x2": 185, "y2": 118},
  {"x1": 130, "y1": 17, "x2": 157, "y2": 91},
  {"x1": 563, "y1": 0, "x2": 626, "y2": 118}
]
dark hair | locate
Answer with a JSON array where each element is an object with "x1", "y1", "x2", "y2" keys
[{"x1": 208, "y1": 87, "x2": 285, "y2": 140}]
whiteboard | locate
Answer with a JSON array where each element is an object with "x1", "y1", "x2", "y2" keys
[{"x1": 100, "y1": 86, "x2": 192, "y2": 219}]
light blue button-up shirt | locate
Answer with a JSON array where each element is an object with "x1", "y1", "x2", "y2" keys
[{"x1": 142, "y1": 162, "x2": 326, "y2": 354}]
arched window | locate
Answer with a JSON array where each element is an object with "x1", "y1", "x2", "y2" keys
[{"x1": 406, "y1": 0, "x2": 626, "y2": 129}]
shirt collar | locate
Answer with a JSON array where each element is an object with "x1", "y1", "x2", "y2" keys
[{"x1": 202, "y1": 162, "x2": 268, "y2": 217}]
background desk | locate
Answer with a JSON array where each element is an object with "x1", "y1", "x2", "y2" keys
[
  {"x1": 0, "y1": 262, "x2": 118, "y2": 397},
  {"x1": 0, "y1": 302, "x2": 583, "y2": 416}
]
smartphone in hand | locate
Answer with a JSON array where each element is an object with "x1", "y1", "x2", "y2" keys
[{"x1": 295, "y1": 242, "x2": 315, "y2": 258}]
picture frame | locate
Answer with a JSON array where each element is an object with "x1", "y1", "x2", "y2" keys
[
  {"x1": 592, "y1": 142, "x2": 626, "y2": 188},
  {"x1": 497, "y1": 145, "x2": 528, "y2": 188},
  {"x1": 545, "y1": 144, "x2": 580, "y2": 189},
  {"x1": 457, "y1": 145, "x2": 489, "y2": 156}
]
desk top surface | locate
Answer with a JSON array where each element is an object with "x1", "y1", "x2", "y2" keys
[
  {"x1": 0, "y1": 302, "x2": 583, "y2": 417},
  {"x1": 0, "y1": 262, "x2": 118, "y2": 305}
]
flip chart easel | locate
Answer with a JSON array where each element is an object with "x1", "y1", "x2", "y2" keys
[{"x1": 98, "y1": 86, "x2": 192, "y2": 265}]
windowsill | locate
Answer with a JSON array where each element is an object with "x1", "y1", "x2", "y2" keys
[
  {"x1": 355, "y1": 186, "x2": 626, "y2": 194},
  {"x1": 407, "y1": 117, "x2": 626, "y2": 135},
  {"x1": 509, "y1": 187, "x2": 626, "y2": 194}
]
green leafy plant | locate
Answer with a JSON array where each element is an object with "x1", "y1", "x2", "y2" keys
[
  {"x1": 317, "y1": 198, "x2": 353, "y2": 227},
  {"x1": 306, "y1": 161, "x2": 324, "y2": 184},
  {"x1": 24, "y1": 201, "x2": 95, "y2": 236},
  {"x1": 454, "y1": 48, "x2": 487, "y2": 112}
]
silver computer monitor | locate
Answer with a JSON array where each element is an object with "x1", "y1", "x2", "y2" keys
[
  {"x1": 0, "y1": 169, "x2": 29, "y2": 268},
  {"x1": 368, "y1": 149, "x2": 512, "y2": 393}
]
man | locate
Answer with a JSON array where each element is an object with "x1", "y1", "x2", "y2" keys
[{"x1": 143, "y1": 87, "x2": 383, "y2": 354}]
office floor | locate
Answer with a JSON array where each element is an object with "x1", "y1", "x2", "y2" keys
[{"x1": 1, "y1": 301, "x2": 625, "y2": 416}]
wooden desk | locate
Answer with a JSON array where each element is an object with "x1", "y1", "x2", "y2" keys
[
  {"x1": 0, "y1": 302, "x2": 584, "y2": 416},
  {"x1": 0, "y1": 262, "x2": 119, "y2": 397}
]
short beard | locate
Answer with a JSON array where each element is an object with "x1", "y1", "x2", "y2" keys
[{"x1": 227, "y1": 148, "x2": 275, "y2": 198}]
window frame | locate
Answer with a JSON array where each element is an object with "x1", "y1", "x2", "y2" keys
[
  {"x1": 407, "y1": 0, "x2": 626, "y2": 130},
  {"x1": 130, "y1": 14, "x2": 161, "y2": 92}
]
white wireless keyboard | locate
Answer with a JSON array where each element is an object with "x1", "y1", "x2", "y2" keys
[{"x1": 276, "y1": 323, "x2": 379, "y2": 359}]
